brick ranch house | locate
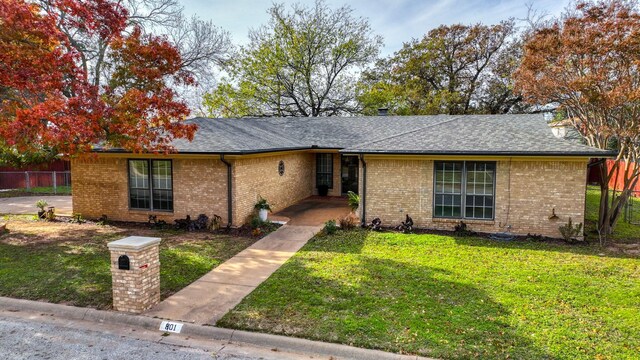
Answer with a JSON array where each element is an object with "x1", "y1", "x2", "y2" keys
[{"x1": 71, "y1": 114, "x2": 614, "y2": 238}]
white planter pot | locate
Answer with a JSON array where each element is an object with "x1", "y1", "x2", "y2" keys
[{"x1": 259, "y1": 208, "x2": 268, "y2": 222}]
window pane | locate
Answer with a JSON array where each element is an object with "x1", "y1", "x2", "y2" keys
[
  {"x1": 130, "y1": 189, "x2": 150, "y2": 209},
  {"x1": 152, "y1": 160, "x2": 172, "y2": 190},
  {"x1": 129, "y1": 160, "x2": 149, "y2": 189},
  {"x1": 129, "y1": 160, "x2": 150, "y2": 209},
  {"x1": 434, "y1": 161, "x2": 463, "y2": 218},
  {"x1": 464, "y1": 162, "x2": 495, "y2": 219},
  {"x1": 316, "y1": 154, "x2": 333, "y2": 188},
  {"x1": 153, "y1": 189, "x2": 173, "y2": 211}
]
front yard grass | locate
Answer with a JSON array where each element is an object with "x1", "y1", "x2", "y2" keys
[
  {"x1": 585, "y1": 185, "x2": 640, "y2": 242},
  {"x1": 0, "y1": 186, "x2": 72, "y2": 198},
  {"x1": 219, "y1": 230, "x2": 639, "y2": 359},
  {"x1": 0, "y1": 216, "x2": 257, "y2": 309}
]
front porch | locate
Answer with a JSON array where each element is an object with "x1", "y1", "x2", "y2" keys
[{"x1": 270, "y1": 196, "x2": 352, "y2": 226}]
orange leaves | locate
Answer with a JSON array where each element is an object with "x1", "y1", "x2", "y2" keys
[
  {"x1": 109, "y1": 26, "x2": 193, "y2": 92},
  {"x1": 515, "y1": 0, "x2": 640, "y2": 110},
  {"x1": 0, "y1": 0, "x2": 195, "y2": 159}
]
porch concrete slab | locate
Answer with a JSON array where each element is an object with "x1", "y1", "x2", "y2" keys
[
  {"x1": 145, "y1": 225, "x2": 322, "y2": 325},
  {"x1": 273, "y1": 196, "x2": 352, "y2": 226},
  {"x1": 0, "y1": 196, "x2": 72, "y2": 215}
]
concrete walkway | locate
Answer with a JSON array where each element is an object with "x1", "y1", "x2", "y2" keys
[
  {"x1": 145, "y1": 224, "x2": 322, "y2": 325},
  {"x1": 0, "y1": 195, "x2": 73, "y2": 215}
]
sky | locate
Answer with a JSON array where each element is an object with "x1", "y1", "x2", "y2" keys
[{"x1": 181, "y1": 0, "x2": 573, "y2": 56}]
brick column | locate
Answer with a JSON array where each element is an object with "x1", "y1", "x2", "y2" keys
[{"x1": 107, "y1": 236, "x2": 161, "y2": 313}]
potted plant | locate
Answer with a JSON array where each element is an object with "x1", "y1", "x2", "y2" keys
[
  {"x1": 35, "y1": 199, "x2": 48, "y2": 219},
  {"x1": 254, "y1": 197, "x2": 272, "y2": 221}
]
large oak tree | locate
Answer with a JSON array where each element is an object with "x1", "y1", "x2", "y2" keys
[
  {"x1": 203, "y1": 0, "x2": 383, "y2": 117},
  {"x1": 358, "y1": 21, "x2": 521, "y2": 115},
  {"x1": 515, "y1": 0, "x2": 640, "y2": 240}
]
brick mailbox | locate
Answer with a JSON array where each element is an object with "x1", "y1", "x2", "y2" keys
[{"x1": 107, "y1": 236, "x2": 161, "y2": 313}]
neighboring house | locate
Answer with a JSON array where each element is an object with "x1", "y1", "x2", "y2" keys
[{"x1": 71, "y1": 114, "x2": 613, "y2": 238}]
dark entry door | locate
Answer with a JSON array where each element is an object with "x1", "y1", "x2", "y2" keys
[{"x1": 341, "y1": 155, "x2": 359, "y2": 195}]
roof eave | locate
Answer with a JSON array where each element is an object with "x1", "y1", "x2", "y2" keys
[{"x1": 339, "y1": 150, "x2": 618, "y2": 157}]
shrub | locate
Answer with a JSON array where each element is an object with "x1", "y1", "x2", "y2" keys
[
  {"x1": 526, "y1": 233, "x2": 545, "y2": 242},
  {"x1": 45, "y1": 207, "x2": 56, "y2": 221},
  {"x1": 371, "y1": 217, "x2": 382, "y2": 231},
  {"x1": 396, "y1": 214, "x2": 413, "y2": 234},
  {"x1": 346, "y1": 191, "x2": 360, "y2": 212},
  {"x1": 454, "y1": 221, "x2": 474, "y2": 237},
  {"x1": 250, "y1": 216, "x2": 264, "y2": 229},
  {"x1": 559, "y1": 217, "x2": 584, "y2": 243},
  {"x1": 339, "y1": 213, "x2": 358, "y2": 230},
  {"x1": 323, "y1": 219, "x2": 338, "y2": 235}
]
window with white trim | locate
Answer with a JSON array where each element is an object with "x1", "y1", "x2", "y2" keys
[
  {"x1": 128, "y1": 159, "x2": 173, "y2": 211},
  {"x1": 434, "y1": 161, "x2": 495, "y2": 220}
]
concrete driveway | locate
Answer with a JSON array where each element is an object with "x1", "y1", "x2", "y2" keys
[{"x1": 0, "y1": 196, "x2": 72, "y2": 216}]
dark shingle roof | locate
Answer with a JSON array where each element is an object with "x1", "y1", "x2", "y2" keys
[{"x1": 167, "y1": 114, "x2": 613, "y2": 157}]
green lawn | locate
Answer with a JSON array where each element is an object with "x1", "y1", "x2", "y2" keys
[
  {"x1": 585, "y1": 185, "x2": 640, "y2": 242},
  {"x1": 0, "y1": 218, "x2": 256, "y2": 309},
  {"x1": 0, "y1": 186, "x2": 72, "y2": 198},
  {"x1": 219, "y1": 231, "x2": 639, "y2": 359}
]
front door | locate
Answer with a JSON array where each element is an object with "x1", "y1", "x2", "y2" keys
[{"x1": 341, "y1": 155, "x2": 359, "y2": 195}]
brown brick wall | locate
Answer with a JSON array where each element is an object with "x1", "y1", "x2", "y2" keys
[
  {"x1": 110, "y1": 244, "x2": 160, "y2": 313},
  {"x1": 71, "y1": 156, "x2": 228, "y2": 224},
  {"x1": 232, "y1": 152, "x2": 314, "y2": 224},
  {"x1": 363, "y1": 157, "x2": 588, "y2": 238}
]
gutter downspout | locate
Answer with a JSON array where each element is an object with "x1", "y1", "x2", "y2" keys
[
  {"x1": 220, "y1": 154, "x2": 233, "y2": 228},
  {"x1": 359, "y1": 154, "x2": 367, "y2": 227}
]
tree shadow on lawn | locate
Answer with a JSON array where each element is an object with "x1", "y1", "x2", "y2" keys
[
  {"x1": 0, "y1": 230, "x2": 251, "y2": 309},
  {"x1": 0, "y1": 240, "x2": 113, "y2": 308},
  {"x1": 219, "y1": 256, "x2": 551, "y2": 359}
]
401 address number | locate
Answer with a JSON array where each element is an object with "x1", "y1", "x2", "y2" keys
[{"x1": 159, "y1": 321, "x2": 183, "y2": 334}]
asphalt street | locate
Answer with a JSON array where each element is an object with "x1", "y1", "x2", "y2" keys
[{"x1": 0, "y1": 313, "x2": 319, "y2": 360}]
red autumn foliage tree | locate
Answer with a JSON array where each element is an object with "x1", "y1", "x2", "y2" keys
[
  {"x1": 0, "y1": 0, "x2": 196, "y2": 165},
  {"x1": 515, "y1": 0, "x2": 640, "y2": 240}
]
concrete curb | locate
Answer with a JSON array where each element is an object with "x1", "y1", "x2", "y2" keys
[{"x1": 0, "y1": 297, "x2": 429, "y2": 360}]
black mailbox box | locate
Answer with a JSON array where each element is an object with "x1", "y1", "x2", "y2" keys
[{"x1": 118, "y1": 255, "x2": 130, "y2": 270}]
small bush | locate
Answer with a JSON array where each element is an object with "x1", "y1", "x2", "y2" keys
[
  {"x1": 45, "y1": 207, "x2": 56, "y2": 221},
  {"x1": 454, "y1": 221, "x2": 474, "y2": 237},
  {"x1": 559, "y1": 217, "x2": 584, "y2": 243},
  {"x1": 339, "y1": 213, "x2": 358, "y2": 230},
  {"x1": 249, "y1": 216, "x2": 278, "y2": 235},
  {"x1": 396, "y1": 214, "x2": 413, "y2": 234},
  {"x1": 371, "y1": 217, "x2": 382, "y2": 231},
  {"x1": 526, "y1": 233, "x2": 545, "y2": 242},
  {"x1": 250, "y1": 216, "x2": 264, "y2": 229},
  {"x1": 324, "y1": 219, "x2": 338, "y2": 235},
  {"x1": 71, "y1": 213, "x2": 85, "y2": 224}
]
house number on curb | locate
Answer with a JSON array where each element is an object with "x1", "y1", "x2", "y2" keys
[
  {"x1": 159, "y1": 321, "x2": 183, "y2": 334},
  {"x1": 278, "y1": 160, "x2": 285, "y2": 176}
]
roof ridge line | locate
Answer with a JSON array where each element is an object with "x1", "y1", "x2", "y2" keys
[{"x1": 346, "y1": 116, "x2": 464, "y2": 149}]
